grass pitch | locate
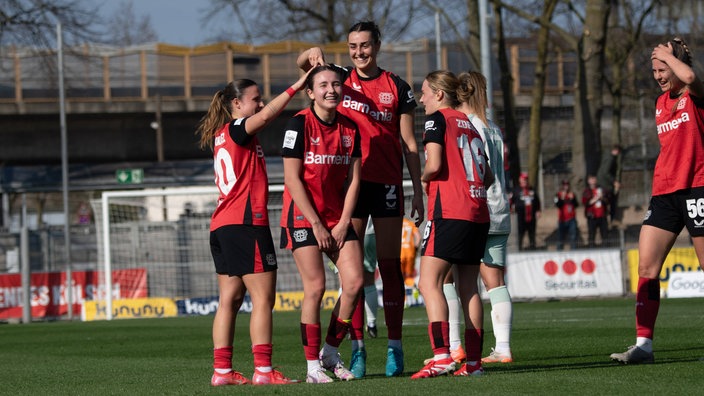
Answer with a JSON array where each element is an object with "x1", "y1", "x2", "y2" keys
[{"x1": 2, "y1": 297, "x2": 704, "y2": 395}]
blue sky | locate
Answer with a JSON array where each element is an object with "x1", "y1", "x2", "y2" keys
[{"x1": 99, "y1": 0, "x2": 222, "y2": 46}]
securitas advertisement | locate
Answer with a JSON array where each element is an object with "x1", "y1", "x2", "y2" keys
[{"x1": 506, "y1": 249, "x2": 623, "y2": 299}]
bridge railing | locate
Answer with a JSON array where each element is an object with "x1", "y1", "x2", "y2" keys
[{"x1": 0, "y1": 39, "x2": 576, "y2": 109}]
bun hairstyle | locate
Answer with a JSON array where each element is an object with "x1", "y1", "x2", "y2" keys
[
  {"x1": 457, "y1": 71, "x2": 488, "y2": 126},
  {"x1": 670, "y1": 37, "x2": 693, "y2": 66}
]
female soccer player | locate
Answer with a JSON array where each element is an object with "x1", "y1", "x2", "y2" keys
[
  {"x1": 297, "y1": 20, "x2": 424, "y2": 378},
  {"x1": 457, "y1": 71, "x2": 513, "y2": 364},
  {"x1": 196, "y1": 70, "x2": 310, "y2": 386},
  {"x1": 280, "y1": 65, "x2": 363, "y2": 383},
  {"x1": 411, "y1": 70, "x2": 492, "y2": 379},
  {"x1": 610, "y1": 37, "x2": 704, "y2": 364}
]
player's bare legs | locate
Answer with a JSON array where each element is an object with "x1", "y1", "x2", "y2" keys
[{"x1": 211, "y1": 274, "x2": 248, "y2": 384}]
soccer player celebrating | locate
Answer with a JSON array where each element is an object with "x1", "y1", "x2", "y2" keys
[
  {"x1": 297, "y1": 20, "x2": 424, "y2": 378},
  {"x1": 280, "y1": 65, "x2": 363, "y2": 383},
  {"x1": 610, "y1": 37, "x2": 704, "y2": 364},
  {"x1": 412, "y1": 70, "x2": 492, "y2": 379},
  {"x1": 196, "y1": 70, "x2": 311, "y2": 386}
]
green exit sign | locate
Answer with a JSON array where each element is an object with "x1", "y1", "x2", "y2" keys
[{"x1": 116, "y1": 168, "x2": 144, "y2": 184}]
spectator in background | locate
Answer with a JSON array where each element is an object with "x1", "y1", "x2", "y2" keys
[
  {"x1": 555, "y1": 179, "x2": 579, "y2": 250},
  {"x1": 597, "y1": 144, "x2": 622, "y2": 226},
  {"x1": 582, "y1": 175, "x2": 609, "y2": 247},
  {"x1": 511, "y1": 173, "x2": 540, "y2": 250}
]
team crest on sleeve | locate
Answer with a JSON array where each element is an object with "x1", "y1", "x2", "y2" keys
[
  {"x1": 342, "y1": 135, "x2": 353, "y2": 148},
  {"x1": 424, "y1": 120, "x2": 436, "y2": 131},
  {"x1": 283, "y1": 130, "x2": 298, "y2": 149},
  {"x1": 379, "y1": 92, "x2": 394, "y2": 105}
]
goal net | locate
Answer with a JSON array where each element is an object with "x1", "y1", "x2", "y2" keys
[{"x1": 92, "y1": 182, "x2": 418, "y2": 319}]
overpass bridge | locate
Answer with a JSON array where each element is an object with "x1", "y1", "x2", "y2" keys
[{"x1": 0, "y1": 39, "x2": 578, "y2": 193}]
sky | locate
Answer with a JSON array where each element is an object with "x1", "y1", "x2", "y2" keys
[{"x1": 99, "y1": 0, "x2": 223, "y2": 46}]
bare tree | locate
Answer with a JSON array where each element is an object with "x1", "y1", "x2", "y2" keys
[
  {"x1": 495, "y1": 0, "x2": 612, "y2": 183},
  {"x1": 203, "y1": 0, "x2": 429, "y2": 44},
  {"x1": 0, "y1": 0, "x2": 100, "y2": 47},
  {"x1": 525, "y1": 0, "x2": 559, "y2": 186},
  {"x1": 103, "y1": 0, "x2": 158, "y2": 46}
]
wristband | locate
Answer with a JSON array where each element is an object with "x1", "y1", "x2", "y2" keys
[{"x1": 285, "y1": 87, "x2": 296, "y2": 97}]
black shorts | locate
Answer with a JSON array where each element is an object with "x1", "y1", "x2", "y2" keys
[
  {"x1": 352, "y1": 181, "x2": 404, "y2": 219},
  {"x1": 280, "y1": 226, "x2": 358, "y2": 250},
  {"x1": 210, "y1": 225, "x2": 278, "y2": 276},
  {"x1": 420, "y1": 218, "x2": 489, "y2": 265},
  {"x1": 643, "y1": 186, "x2": 704, "y2": 237}
]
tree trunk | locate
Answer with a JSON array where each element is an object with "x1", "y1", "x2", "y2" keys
[
  {"x1": 527, "y1": 0, "x2": 558, "y2": 186},
  {"x1": 492, "y1": 2, "x2": 521, "y2": 188},
  {"x1": 573, "y1": 0, "x2": 611, "y2": 183}
]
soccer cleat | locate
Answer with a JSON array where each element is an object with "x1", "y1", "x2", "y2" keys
[
  {"x1": 610, "y1": 345, "x2": 654, "y2": 364},
  {"x1": 252, "y1": 368, "x2": 299, "y2": 385},
  {"x1": 306, "y1": 367, "x2": 334, "y2": 384},
  {"x1": 319, "y1": 351, "x2": 355, "y2": 381},
  {"x1": 454, "y1": 362, "x2": 484, "y2": 376},
  {"x1": 211, "y1": 370, "x2": 250, "y2": 386},
  {"x1": 350, "y1": 347, "x2": 367, "y2": 378},
  {"x1": 451, "y1": 345, "x2": 467, "y2": 364},
  {"x1": 386, "y1": 346, "x2": 404, "y2": 377},
  {"x1": 366, "y1": 324, "x2": 378, "y2": 338},
  {"x1": 410, "y1": 357, "x2": 456, "y2": 379},
  {"x1": 481, "y1": 348, "x2": 513, "y2": 364}
]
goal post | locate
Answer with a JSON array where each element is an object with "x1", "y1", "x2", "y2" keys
[{"x1": 93, "y1": 182, "x2": 416, "y2": 320}]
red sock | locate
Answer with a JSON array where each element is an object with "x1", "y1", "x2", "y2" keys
[
  {"x1": 636, "y1": 277, "x2": 660, "y2": 339},
  {"x1": 325, "y1": 315, "x2": 351, "y2": 347},
  {"x1": 213, "y1": 346, "x2": 233, "y2": 370},
  {"x1": 300, "y1": 323, "x2": 321, "y2": 360},
  {"x1": 379, "y1": 258, "x2": 404, "y2": 340},
  {"x1": 465, "y1": 328, "x2": 484, "y2": 362},
  {"x1": 252, "y1": 344, "x2": 272, "y2": 368},
  {"x1": 350, "y1": 293, "x2": 365, "y2": 341},
  {"x1": 429, "y1": 321, "x2": 450, "y2": 356}
]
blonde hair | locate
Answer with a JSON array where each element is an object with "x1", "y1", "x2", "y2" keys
[
  {"x1": 457, "y1": 71, "x2": 488, "y2": 126},
  {"x1": 195, "y1": 79, "x2": 257, "y2": 150},
  {"x1": 425, "y1": 70, "x2": 460, "y2": 108}
]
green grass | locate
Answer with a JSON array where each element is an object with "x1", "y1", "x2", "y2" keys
[{"x1": 2, "y1": 297, "x2": 704, "y2": 395}]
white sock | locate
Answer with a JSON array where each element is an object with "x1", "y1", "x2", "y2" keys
[
  {"x1": 488, "y1": 286, "x2": 512, "y2": 354},
  {"x1": 364, "y1": 285, "x2": 378, "y2": 326},
  {"x1": 255, "y1": 366, "x2": 272, "y2": 373},
  {"x1": 214, "y1": 368, "x2": 231, "y2": 374},
  {"x1": 636, "y1": 337, "x2": 653, "y2": 353},
  {"x1": 443, "y1": 283, "x2": 462, "y2": 350},
  {"x1": 307, "y1": 360, "x2": 321, "y2": 373}
]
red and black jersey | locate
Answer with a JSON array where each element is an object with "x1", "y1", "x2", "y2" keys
[
  {"x1": 210, "y1": 117, "x2": 269, "y2": 230},
  {"x1": 280, "y1": 107, "x2": 361, "y2": 229},
  {"x1": 423, "y1": 107, "x2": 489, "y2": 223},
  {"x1": 555, "y1": 191, "x2": 578, "y2": 222},
  {"x1": 652, "y1": 90, "x2": 704, "y2": 195},
  {"x1": 334, "y1": 65, "x2": 417, "y2": 185}
]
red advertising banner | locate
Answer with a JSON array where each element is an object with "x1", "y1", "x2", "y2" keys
[{"x1": 0, "y1": 268, "x2": 147, "y2": 319}]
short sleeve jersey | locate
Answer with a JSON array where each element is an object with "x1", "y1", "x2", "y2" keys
[
  {"x1": 423, "y1": 107, "x2": 489, "y2": 223},
  {"x1": 334, "y1": 65, "x2": 417, "y2": 185},
  {"x1": 210, "y1": 118, "x2": 269, "y2": 230},
  {"x1": 280, "y1": 108, "x2": 361, "y2": 229},
  {"x1": 652, "y1": 90, "x2": 704, "y2": 195},
  {"x1": 468, "y1": 114, "x2": 511, "y2": 234}
]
